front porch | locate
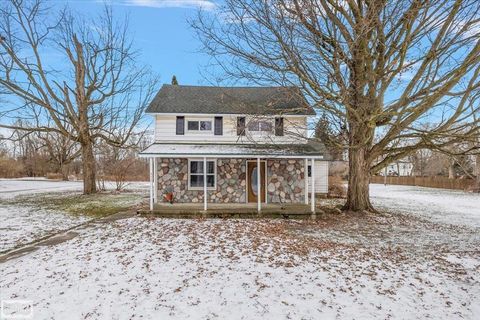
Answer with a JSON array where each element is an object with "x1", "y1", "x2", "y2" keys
[
  {"x1": 139, "y1": 203, "x2": 315, "y2": 219},
  {"x1": 140, "y1": 142, "x2": 328, "y2": 214}
]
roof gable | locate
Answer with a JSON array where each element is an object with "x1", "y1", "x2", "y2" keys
[{"x1": 145, "y1": 85, "x2": 316, "y2": 115}]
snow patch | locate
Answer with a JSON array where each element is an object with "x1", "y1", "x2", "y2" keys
[{"x1": 370, "y1": 184, "x2": 480, "y2": 227}]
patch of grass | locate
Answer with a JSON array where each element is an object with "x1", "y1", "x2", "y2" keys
[{"x1": 4, "y1": 191, "x2": 145, "y2": 217}]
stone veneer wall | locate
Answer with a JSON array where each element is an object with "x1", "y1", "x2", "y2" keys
[
  {"x1": 213, "y1": 159, "x2": 246, "y2": 203},
  {"x1": 157, "y1": 158, "x2": 246, "y2": 203},
  {"x1": 158, "y1": 158, "x2": 304, "y2": 204},
  {"x1": 266, "y1": 159, "x2": 305, "y2": 203}
]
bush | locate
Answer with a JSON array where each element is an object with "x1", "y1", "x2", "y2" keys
[
  {"x1": 46, "y1": 172, "x2": 64, "y2": 180},
  {"x1": 0, "y1": 157, "x2": 25, "y2": 178}
]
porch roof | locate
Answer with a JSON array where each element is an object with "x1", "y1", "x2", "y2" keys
[{"x1": 139, "y1": 142, "x2": 327, "y2": 159}]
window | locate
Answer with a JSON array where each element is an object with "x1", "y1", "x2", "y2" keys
[
  {"x1": 214, "y1": 117, "x2": 223, "y2": 135},
  {"x1": 187, "y1": 120, "x2": 212, "y2": 131},
  {"x1": 188, "y1": 160, "x2": 216, "y2": 189},
  {"x1": 275, "y1": 117, "x2": 284, "y2": 136},
  {"x1": 307, "y1": 165, "x2": 312, "y2": 177},
  {"x1": 188, "y1": 121, "x2": 199, "y2": 131},
  {"x1": 176, "y1": 116, "x2": 185, "y2": 135},
  {"x1": 237, "y1": 116, "x2": 246, "y2": 136},
  {"x1": 248, "y1": 119, "x2": 273, "y2": 132}
]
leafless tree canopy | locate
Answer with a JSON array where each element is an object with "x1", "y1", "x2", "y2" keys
[
  {"x1": 0, "y1": 0, "x2": 159, "y2": 193},
  {"x1": 192, "y1": 0, "x2": 480, "y2": 211}
]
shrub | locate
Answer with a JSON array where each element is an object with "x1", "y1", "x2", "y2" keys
[
  {"x1": 46, "y1": 172, "x2": 64, "y2": 180},
  {"x1": 0, "y1": 157, "x2": 25, "y2": 178}
]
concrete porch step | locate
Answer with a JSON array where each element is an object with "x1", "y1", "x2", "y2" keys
[{"x1": 138, "y1": 203, "x2": 315, "y2": 219}]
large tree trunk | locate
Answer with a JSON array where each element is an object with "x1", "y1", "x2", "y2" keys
[
  {"x1": 343, "y1": 146, "x2": 375, "y2": 212},
  {"x1": 448, "y1": 159, "x2": 456, "y2": 179},
  {"x1": 81, "y1": 141, "x2": 96, "y2": 194},
  {"x1": 60, "y1": 164, "x2": 69, "y2": 181},
  {"x1": 475, "y1": 154, "x2": 480, "y2": 192}
]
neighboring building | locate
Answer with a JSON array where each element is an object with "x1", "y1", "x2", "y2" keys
[
  {"x1": 140, "y1": 85, "x2": 329, "y2": 212},
  {"x1": 379, "y1": 160, "x2": 414, "y2": 176}
]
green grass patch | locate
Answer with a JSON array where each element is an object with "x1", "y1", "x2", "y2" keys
[{"x1": 3, "y1": 191, "x2": 145, "y2": 217}]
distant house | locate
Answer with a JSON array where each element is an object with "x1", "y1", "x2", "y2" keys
[
  {"x1": 379, "y1": 160, "x2": 414, "y2": 176},
  {"x1": 140, "y1": 85, "x2": 329, "y2": 212}
]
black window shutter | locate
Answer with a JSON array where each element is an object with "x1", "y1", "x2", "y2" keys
[
  {"x1": 176, "y1": 116, "x2": 185, "y2": 135},
  {"x1": 275, "y1": 117, "x2": 284, "y2": 136},
  {"x1": 237, "y1": 116, "x2": 246, "y2": 136},
  {"x1": 214, "y1": 117, "x2": 223, "y2": 135}
]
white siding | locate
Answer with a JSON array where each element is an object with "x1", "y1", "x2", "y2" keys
[
  {"x1": 309, "y1": 161, "x2": 328, "y2": 194},
  {"x1": 155, "y1": 115, "x2": 177, "y2": 140},
  {"x1": 154, "y1": 114, "x2": 308, "y2": 144}
]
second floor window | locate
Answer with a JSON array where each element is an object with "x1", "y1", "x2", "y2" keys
[
  {"x1": 237, "y1": 116, "x2": 246, "y2": 136},
  {"x1": 275, "y1": 117, "x2": 284, "y2": 136},
  {"x1": 248, "y1": 119, "x2": 273, "y2": 132},
  {"x1": 187, "y1": 120, "x2": 212, "y2": 131}
]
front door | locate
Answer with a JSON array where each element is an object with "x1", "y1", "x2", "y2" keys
[{"x1": 247, "y1": 161, "x2": 266, "y2": 203}]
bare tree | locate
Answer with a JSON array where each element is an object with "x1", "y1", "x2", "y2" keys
[
  {"x1": 9, "y1": 123, "x2": 51, "y2": 177},
  {"x1": 97, "y1": 142, "x2": 135, "y2": 191},
  {"x1": 3, "y1": 118, "x2": 81, "y2": 180},
  {"x1": 473, "y1": 101, "x2": 480, "y2": 190},
  {"x1": 0, "y1": 0, "x2": 158, "y2": 193},
  {"x1": 36, "y1": 130, "x2": 80, "y2": 180},
  {"x1": 192, "y1": 0, "x2": 480, "y2": 211},
  {"x1": 314, "y1": 113, "x2": 347, "y2": 161},
  {"x1": 96, "y1": 131, "x2": 148, "y2": 191},
  {"x1": 475, "y1": 154, "x2": 480, "y2": 190}
]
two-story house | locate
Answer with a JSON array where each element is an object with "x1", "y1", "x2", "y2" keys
[{"x1": 140, "y1": 85, "x2": 329, "y2": 212}]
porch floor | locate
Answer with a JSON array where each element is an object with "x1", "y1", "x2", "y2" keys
[{"x1": 140, "y1": 203, "x2": 315, "y2": 219}]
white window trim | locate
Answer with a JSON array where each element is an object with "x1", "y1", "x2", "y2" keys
[
  {"x1": 188, "y1": 158, "x2": 217, "y2": 190},
  {"x1": 186, "y1": 117, "x2": 214, "y2": 135}
]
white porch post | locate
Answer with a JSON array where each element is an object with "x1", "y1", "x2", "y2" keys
[
  {"x1": 149, "y1": 157, "x2": 154, "y2": 211},
  {"x1": 153, "y1": 158, "x2": 158, "y2": 203},
  {"x1": 257, "y1": 157, "x2": 261, "y2": 213},
  {"x1": 203, "y1": 157, "x2": 208, "y2": 211},
  {"x1": 304, "y1": 158, "x2": 309, "y2": 205},
  {"x1": 311, "y1": 158, "x2": 315, "y2": 214}
]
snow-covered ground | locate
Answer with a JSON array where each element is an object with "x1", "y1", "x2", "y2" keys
[
  {"x1": 0, "y1": 204, "x2": 88, "y2": 252},
  {"x1": 1, "y1": 218, "x2": 479, "y2": 319},
  {"x1": 0, "y1": 179, "x2": 148, "y2": 252},
  {"x1": 1, "y1": 182, "x2": 479, "y2": 319},
  {"x1": 0, "y1": 180, "x2": 85, "y2": 252},
  {"x1": 370, "y1": 184, "x2": 480, "y2": 227},
  {"x1": 0, "y1": 179, "x2": 149, "y2": 199},
  {"x1": 0, "y1": 178, "x2": 83, "y2": 199}
]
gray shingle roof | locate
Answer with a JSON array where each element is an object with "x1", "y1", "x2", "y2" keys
[{"x1": 145, "y1": 85, "x2": 316, "y2": 115}]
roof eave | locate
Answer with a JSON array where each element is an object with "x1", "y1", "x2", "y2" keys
[
  {"x1": 139, "y1": 153, "x2": 324, "y2": 159},
  {"x1": 144, "y1": 111, "x2": 316, "y2": 116}
]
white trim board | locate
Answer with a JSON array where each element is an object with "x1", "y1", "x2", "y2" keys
[
  {"x1": 147, "y1": 112, "x2": 311, "y2": 117},
  {"x1": 141, "y1": 154, "x2": 324, "y2": 159}
]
